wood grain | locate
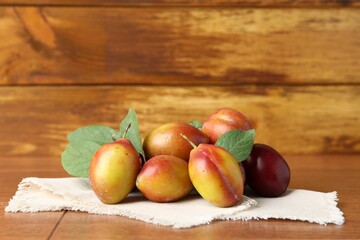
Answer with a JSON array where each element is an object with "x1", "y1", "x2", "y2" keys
[
  {"x1": 47, "y1": 155, "x2": 359, "y2": 239},
  {"x1": 0, "y1": 210, "x2": 64, "y2": 240},
  {"x1": 0, "y1": 0, "x2": 359, "y2": 7},
  {"x1": 0, "y1": 165, "x2": 66, "y2": 240},
  {"x1": 0, "y1": 85, "x2": 359, "y2": 157},
  {"x1": 0, "y1": 7, "x2": 359, "y2": 85}
]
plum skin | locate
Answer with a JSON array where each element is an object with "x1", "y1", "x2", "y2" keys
[
  {"x1": 143, "y1": 122, "x2": 209, "y2": 161},
  {"x1": 202, "y1": 108, "x2": 253, "y2": 144},
  {"x1": 136, "y1": 155, "x2": 193, "y2": 203},
  {"x1": 89, "y1": 139, "x2": 141, "y2": 204},
  {"x1": 242, "y1": 143, "x2": 290, "y2": 197},
  {"x1": 189, "y1": 144, "x2": 244, "y2": 207}
]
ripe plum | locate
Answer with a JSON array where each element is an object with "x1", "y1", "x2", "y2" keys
[{"x1": 242, "y1": 144, "x2": 290, "y2": 197}]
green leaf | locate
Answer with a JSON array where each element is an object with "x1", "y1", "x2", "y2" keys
[
  {"x1": 60, "y1": 109, "x2": 144, "y2": 178},
  {"x1": 215, "y1": 129, "x2": 255, "y2": 163},
  {"x1": 68, "y1": 125, "x2": 117, "y2": 144},
  {"x1": 188, "y1": 120, "x2": 202, "y2": 130},
  {"x1": 62, "y1": 125, "x2": 118, "y2": 177},
  {"x1": 61, "y1": 141, "x2": 101, "y2": 177},
  {"x1": 118, "y1": 109, "x2": 145, "y2": 159}
]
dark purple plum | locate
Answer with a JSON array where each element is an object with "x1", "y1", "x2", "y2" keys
[{"x1": 242, "y1": 144, "x2": 290, "y2": 197}]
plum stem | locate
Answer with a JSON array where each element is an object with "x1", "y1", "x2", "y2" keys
[
  {"x1": 180, "y1": 133, "x2": 197, "y2": 149},
  {"x1": 122, "y1": 123, "x2": 132, "y2": 139}
]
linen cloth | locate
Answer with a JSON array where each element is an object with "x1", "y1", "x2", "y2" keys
[{"x1": 5, "y1": 177, "x2": 344, "y2": 228}]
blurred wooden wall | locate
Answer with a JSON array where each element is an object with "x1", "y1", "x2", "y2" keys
[{"x1": 0, "y1": 0, "x2": 359, "y2": 159}]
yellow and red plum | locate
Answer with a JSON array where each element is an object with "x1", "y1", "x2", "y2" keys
[
  {"x1": 202, "y1": 108, "x2": 253, "y2": 144},
  {"x1": 188, "y1": 144, "x2": 244, "y2": 207},
  {"x1": 89, "y1": 139, "x2": 141, "y2": 204},
  {"x1": 143, "y1": 122, "x2": 209, "y2": 161},
  {"x1": 136, "y1": 155, "x2": 193, "y2": 203}
]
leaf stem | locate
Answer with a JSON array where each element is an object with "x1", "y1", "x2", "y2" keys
[
  {"x1": 122, "y1": 123, "x2": 132, "y2": 139},
  {"x1": 180, "y1": 133, "x2": 197, "y2": 149}
]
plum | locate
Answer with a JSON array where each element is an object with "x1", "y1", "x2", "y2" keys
[
  {"x1": 188, "y1": 143, "x2": 244, "y2": 207},
  {"x1": 143, "y1": 122, "x2": 209, "y2": 161},
  {"x1": 202, "y1": 108, "x2": 253, "y2": 144},
  {"x1": 89, "y1": 139, "x2": 141, "y2": 204},
  {"x1": 242, "y1": 143, "x2": 290, "y2": 197},
  {"x1": 136, "y1": 155, "x2": 193, "y2": 203}
]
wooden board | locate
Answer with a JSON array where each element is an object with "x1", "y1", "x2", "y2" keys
[
  {"x1": 0, "y1": 210, "x2": 64, "y2": 240},
  {"x1": 0, "y1": 0, "x2": 359, "y2": 7},
  {"x1": 0, "y1": 85, "x2": 359, "y2": 157},
  {"x1": 0, "y1": 166, "x2": 66, "y2": 240},
  {"x1": 1, "y1": 7, "x2": 360, "y2": 85}
]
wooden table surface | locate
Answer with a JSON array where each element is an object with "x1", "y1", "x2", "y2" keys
[{"x1": 1, "y1": 154, "x2": 359, "y2": 239}]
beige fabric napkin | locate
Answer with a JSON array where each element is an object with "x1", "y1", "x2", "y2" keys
[{"x1": 5, "y1": 177, "x2": 344, "y2": 228}]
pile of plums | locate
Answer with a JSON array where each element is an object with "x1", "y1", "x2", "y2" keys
[{"x1": 89, "y1": 108, "x2": 290, "y2": 207}]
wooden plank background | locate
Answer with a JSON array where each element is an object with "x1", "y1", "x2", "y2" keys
[
  {"x1": 0, "y1": 2, "x2": 359, "y2": 158},
  {"x1": 1, "y1": 7, "x2": 360, "y2": 85},
  {"x1": 0, "y1": 0, "x2": 359, "y2": 7},
  {"x1": 1, "y1": 86, "x2": 359, "y2": 157}
]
